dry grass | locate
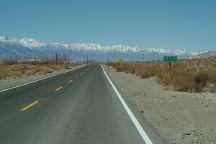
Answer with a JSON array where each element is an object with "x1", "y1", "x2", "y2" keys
[
  {"x1": 109, "y1": 57, "x2": 216, "y2": 93},
  {"x1": 0, "y1": 63, "x2": 76, "y2": 79}
]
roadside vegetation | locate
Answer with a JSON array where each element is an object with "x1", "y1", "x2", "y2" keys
[
  {"x1": 0, "y1": 58, "x2": 79, "y2": 80},
  {"x1": 107, "y1": 57, "x2": 216, "y2": 93}
]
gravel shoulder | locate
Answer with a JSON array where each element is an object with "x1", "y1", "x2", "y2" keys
[
  {"x1": 103, "y1": 65, "x2": 216, "y2": 144},
  {"x1": 0, "y1": 64, "x2": 87, "y2": 91}
]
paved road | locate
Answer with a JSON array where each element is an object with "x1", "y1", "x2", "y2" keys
[{"x1": 0, "y1": 64, "x2": 160, "y2": 144}]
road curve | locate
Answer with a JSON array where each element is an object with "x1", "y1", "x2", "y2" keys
[{"x1": 0, "y1": 64, "x2": 161, "y2": 144}]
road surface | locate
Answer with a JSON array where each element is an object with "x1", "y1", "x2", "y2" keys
[{"x1": 0, "y1": 64, "x2": 162, "y2": 144}]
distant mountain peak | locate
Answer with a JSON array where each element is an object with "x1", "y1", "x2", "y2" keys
[
  {"x1": 19, "y1": 37, "x2": 45, "y2": 48},
  {"x1": 0, "y1": 36, "x2": 17, "y2": 43}
]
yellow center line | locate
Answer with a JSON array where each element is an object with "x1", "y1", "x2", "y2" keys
[
  {"x1": 21, "y1": 100, "x2": 39, "y2": 112},
  {"x1": 68, "y1": 80, "x2": 73, "y2": 83},
  {"x1": 55, "y1": 86, "x2": 63, "y2": 91}
]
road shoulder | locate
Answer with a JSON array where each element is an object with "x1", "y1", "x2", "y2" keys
[
  {"x1": 0, "y1": 64, "x2": 87, "y2": 92},
  {"x1": 102, "y1": 64, "x2": 216, "y2": 144},
  {"x1": 102, "y1": 64, "x2": 164, "y2": 144}
]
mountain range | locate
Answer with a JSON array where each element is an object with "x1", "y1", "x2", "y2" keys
[
  {"x1": 189, "y1": 51, "x2": 216, "y2": 59},
  {"x1": 0, "y1": 36, "x2": 205, "y2": 61}
]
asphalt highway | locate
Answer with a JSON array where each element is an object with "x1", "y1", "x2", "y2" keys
[{"x1": 0, "y1": 64, "x2": 162, "y2": 144}]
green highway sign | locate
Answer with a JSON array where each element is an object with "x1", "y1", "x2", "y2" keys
[{"x1": 163, "y1": 56, "x2": 177, "y2": 62}]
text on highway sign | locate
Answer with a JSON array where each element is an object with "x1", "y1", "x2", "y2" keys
[{"x1": 163, "y1": 56, "x2": 177, "y2": 62}]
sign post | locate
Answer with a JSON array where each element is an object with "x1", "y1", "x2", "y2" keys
[
  {"x1": 117, "y1": 59, "x2": 123, "y2": 65},
  {"x1": 163, "y1": 56, "x2": 177, "y2": 74},
  {"x1": 117, "y1": 59, "x2": 123, "y2": 72}
]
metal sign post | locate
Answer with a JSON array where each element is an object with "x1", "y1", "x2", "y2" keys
[
  {"x1": 163, "y1": 56, "x2": 177, "y2": 75},
  {"x1": 118, "y1": 59, "x2": 123, "y2": 65},
  {"x1": 117, "y1": 59, "x2": 123, "y2": 72}
]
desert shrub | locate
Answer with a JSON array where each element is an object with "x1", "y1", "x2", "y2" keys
[
  {"x1": 111, "y1": 57, "x2": 216, "y2": 93},
  {"x1": 194, "y1": 71, "x2": 208, "y2": 92},
  {"x1": 156, "y1": 69, "x2": 171, "y2": 85},
  {"x1": 208, "y1": 83, "x2": 216, "y2": 93},
  {"x1": 64, "y1": 64, "x2": 72, "y2": 69},
  {"x1": 170, "y1": 71, "x2": 196, "y2": 92},
  {"x1": 130, "y1": 67, "x2": 136, "y2": 74}
]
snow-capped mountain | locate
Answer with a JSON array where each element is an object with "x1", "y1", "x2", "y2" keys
[
  {"x1": 0, "y1": 36, "x2": 193, "y2": 61},
  {"x1": 20, "y1": 38, "x2": 46, "y2": 48}
]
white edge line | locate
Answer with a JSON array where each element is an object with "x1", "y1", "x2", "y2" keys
[
  {"x1": 101, "y1": 65, "x2": 153, "y2": 144},
  {"x1": 0, "y1": 65, "x2": 85, "y2": 93}
]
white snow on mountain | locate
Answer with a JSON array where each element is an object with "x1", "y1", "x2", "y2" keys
[
  {"x1": 147, "y1": 48, "x2": 171, "y2": 54},
  {"x1": 0, "y1": 36, "x2": 185, "y2": 54},
  {"x1": 0, "y1": 36, "x2": 18, "y2": 43},
  {"x1": 19, "y1": 38, "x2": 46, "y2": 48},
  {"x1": 0, "y1": 36, "x2": 199, "y2": 60}
]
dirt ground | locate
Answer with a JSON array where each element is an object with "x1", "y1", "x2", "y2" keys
[
  {"x1": 0, "y1": 64, "x2": 86, "y2": 91},
  {"x1": 104, "y1": 65, "x2": 216, "y2": 144}
]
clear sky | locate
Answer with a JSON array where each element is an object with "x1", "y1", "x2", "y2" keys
[{"x1": 0, "y1": 0, "x2": 215, "y2": 51}]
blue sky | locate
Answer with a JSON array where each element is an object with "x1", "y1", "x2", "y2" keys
[{"x1": 0, "y1": 0, "x2": 215, "y2": 51}]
